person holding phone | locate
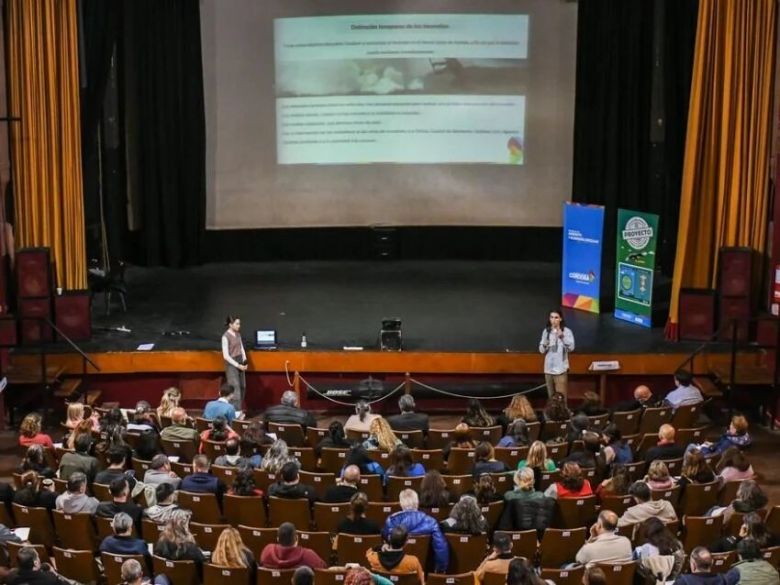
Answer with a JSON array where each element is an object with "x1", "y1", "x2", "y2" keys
[{"x1": 539, "y1": 309, "x2": 575, "y2": 398}]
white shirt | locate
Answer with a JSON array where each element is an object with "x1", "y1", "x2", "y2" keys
[
  {"x1": 664, "y1": 384, "x2": 703, "y2": 408},
  {"x1": 539, "y1": 326, "x2": 575, "y2": 375}
]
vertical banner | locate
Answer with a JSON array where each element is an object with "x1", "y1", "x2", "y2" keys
[
  {"x1": 615, "y1": 209, "x2": 659, "y2": 327},
  {"x1": 561, "y1": 203, "x2": 605, "y2": 313}
]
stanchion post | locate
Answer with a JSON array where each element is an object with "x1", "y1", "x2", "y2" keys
[
  {"x1": 293, "y1": 371, "x2": 301, "y2": 401},
  {"x1": 404, "y1": 372, "x2": 411, "y2": 395}
]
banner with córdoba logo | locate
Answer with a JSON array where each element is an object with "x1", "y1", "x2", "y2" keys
[
  {"x1": 561, "y1": 202, "x2": 605, "y2": 314},
  {"x1": 614, "y1": 208, "x2": 659, "y2": 327}
]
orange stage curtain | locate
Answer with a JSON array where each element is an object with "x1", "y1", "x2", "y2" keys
[
  {"x1": 667, "y1": 0, "x2": 776, "y2": 338},
  {"x1": 6, "y1": 0, "x2": 86, "y2": 290}
]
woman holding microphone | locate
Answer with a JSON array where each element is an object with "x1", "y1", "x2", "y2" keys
[{"x1": 539, "y1": 309, "x2": 575, "y2": 398}]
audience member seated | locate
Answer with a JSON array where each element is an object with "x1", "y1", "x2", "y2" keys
[
  {"x1": 443, "y1": 423, "x2": 477, "y2": 460},
  {"x1": 292, "y1": 567, "x2": 314, "y2": 585},
  {"x1": 565, "y1": 413, "x2": 591, "y2": 444},
  {"x1": 507, "y1": 558, "x2": 549, "y2": 585},
  {"x1": 715, "y1": 480, "x2": 768, "y2": 525},
  {"x1": 59, "y1": 433, "x2": 98, "y2": 482},
  {"x1": 343, "y1": 444, "x2": 386, "y2": 482},
  {"x1": 462, "y1": 398, "x2": 495, "y2": 427},
  {"x1": 544, "y1": 462, "x2": 592, "y2": 499},
  {"x1": 504, "y1": 468, "x2": 543, "y2": 502},
  {"x1": 160, "y1": 407, "x2": 200, "y2": 444},
  {"x1": 95, "y1": 445, "x2": 136, "y2": 490},
  {"x1": 199, "y1": 415, "x2": 238, "y2": 451},
  {"x1": 664, "y1": 369, "x2": 703, "y2": 409},
  {"x1": 315, "y1": 421, "x2": 352, "y2": 457},
  {"x1": 612, "y1": 384, "x2": 662, "y2": 412},
  {"x1": 260, "y1": 522, "x2": 326, "y2": 569},
  {"x1": 268, "y1": 461, "x2": 317, "y2": 503},
  {"x1": 263, "y1": 390, "x2": 317, "y2": 430},
  {"x1": 345, "y1": 400, "x2": 380, "y2": 433},
  {"x1": 65, "y1": 402, "x2": 100, "y2": 432},
  {"x1": 382, "y1": 489, "x2": 449, "y2": 572},
  {"x1": 673, "y1": 546, "x2": 725, "y2": 585},
  {"x1": 387, "y1": 395, "x2": 430, "y2": 434},
  {"x1": 710, "y1": 511, "x2": 777, "y2": 554},
  {"x1": 120, "y1": 559, "x2": 150, "y2": 585},
  {"x1": 96, "y1": 477, "x2": 143, "y2": 530},
  {"x1": 498, "y1": 394, "x2": 538, "y2": 431},
  {"x1": 543, "y1": 391, "x2": 571, "y2": 423},
  {"x1": 202, "y1": 383, "x2": 238, "y2": 424},
  {"x1": 153, "y1": 509, "x2": 205, "y2": 565},
  {"x1": 518, "y1": 440, "x2": 556, "y2": 472},
  {"x1": 644, "y1": 460, "x2": 675, "y2": 490},
  {"x1": 497, "y1": 419, "x2": 530, "y2": 448},
  {"x1": 212, "y1": 527, "x2": 256, "y2": 581},
  {"x1": 240, "y1": 420, "x2": 273, "y2": 467},
  {"x1": 229, "y1": 467, "x2": 263, "y2": 496},
  {"x1": 55, "y1": 472, "x2": 98, "y2": 513},
  {"x1": 144, "y1": 483, "x2": 182, "y2": 524},
  {"x1": 126, "y1": 400, "x2": 159, "y2": 433},
  {"x1": 13, "y1": 472, "x2": 57, "y2": 510},
  {"x1": 337, "y1": 492, "x2": 381, "y2": 535},
  {"x1": 364, "y1": 418, "x2": 403, "y2": 454},
  {"x1": 18, "y1": 413, "x2": 53, "y2": 449},
  {"x1": 17, "y1": 444, "x2": 54, "y2": 479},
  {"x1": 601, "y1": 424, "x2": 632, "y2": 464},
  {"x1": 695, "y1": 414, "x2": 752, "y2": 457},
  {"x1": 715, "y1": 446, "x2": 755, "y2": 482},
  {"x1": 575, "y1": 510, "x2": 632, "y2": 566},
  {"x1": 180, "y1": 454, "x2": 227, "y2": 498},
  {"x1": 143, "y1": 454, "x2": 181, "y2": 489},
  {"x1": 595, "y1": 463, "x2": 631, "y2": 500},
  {"x1": 472, "y1": 442, "x2": 509, "y2": 477},
  {"x1": 66, "y1": 418, "x2": 94, "y2": 451},
  {"x1": 618, "y1": 481, "x2": 677, "y2": 527},
  {"x1": 440, "y1": 494, "x2": 489, "y2": 534},
  {"x1": 473, "y1": 473, "x2": 502, "y2": 504},
  {"x1": 726, "y1": 537, "x2": 780, "y2": 585},
  {"x1": 643, "y1": 424, "x2": 686, "y2": 464},
  {"x1": 366, "y1": 525, "x2": 425, "y2": 584},
  {"x1": 157, "y1": 387, "x2": 182, "y2": 420},
  {"x1": 560, "y1": 431, "x2": 601, "y2": 469},
  {"x1": 576, "y1": 391, "x2": 609, "y2": 416},
  {"x1": 677, "y1": 449, "x2": 716, "y2": 495},
  {"x1": 99, "y1": 512, "x2": 149, "y2": 558},
  {"x1": 474, "y1": 532, "x2": 516, "y2": 584},
  {"x1": 323, "y1": 464, "x2": 360, "y2": 503},
  {"x1": 6, "y1": 546, "x2": 65, "y2": 585},
  {"x1": 419, "y1": 470, "x2": 452, "y2": 508},
  {"x1": 214, "y1": 438, "x2": 251, "y2": 468},
  {"x1": 261, "y1": 439, "x2": 299, "y2": 474},
  {"x1": 385, "y1": 445, "x2": 424, "y2": 478},
  {"x1": 633, "y1": 517, "x2": 685, "y2": 582}
]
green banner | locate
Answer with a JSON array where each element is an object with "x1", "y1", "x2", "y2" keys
[{"x1": 614, "y1": 209, "x2": 659, "y2": 328}]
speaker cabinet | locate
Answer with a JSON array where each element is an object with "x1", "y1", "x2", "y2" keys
[
  {"x1": 719, "y1": 296, "x2": 750, "y2": 341},
  {"x1": 20, "y1": 318, "x2": 52, "y2": 345},
  {"x1": 16, "y1": 248, "x2": 52, "y2": 298},
  {"x1": 719, "y1": 247, "x2": 753, "y2": 298},
  {"x1": 55, "y1": 291, "x2": 91, "y2": 341},
  {"x1": 678, "y1": 288, "x2": 716, "y2": 341}
]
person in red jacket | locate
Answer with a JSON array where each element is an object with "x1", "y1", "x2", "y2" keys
[
  {"x1": 18, "y1": 414, "x2": 54, "y2": 449},
  {"x1": 544, "y1": 462, "x2": 593, "y2": 499},
  {"x1": 259, "y1": 523, "x2": 326, "y2": 569}
]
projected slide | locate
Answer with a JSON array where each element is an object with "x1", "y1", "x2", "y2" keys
[{"x1": 274, "y1": 15, "x2": 528, "y2": 165}]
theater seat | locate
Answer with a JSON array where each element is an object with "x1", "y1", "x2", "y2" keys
[{"x1": 204, "y1": 563, "x2": 251, "y2": 585}]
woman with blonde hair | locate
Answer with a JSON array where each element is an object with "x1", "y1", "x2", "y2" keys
[
  {"x1": 504, "y1": 467, "x2": 543, "y2": 501},
  {"x1": 154, "y1": 509, "x2": 205, "y2": 564},
  {"x1": 517, "y1": 440, "x2": 556, "y2": 472},
  {"x1": 157, "y1": 387, "x2": 181, "y2": 420},
  {"x1": 65, "y1": 402, "x2": 99, "y2": 431},
  {"x1": 66, "y1": 418, "x2": 95, "y2": 450},
  {"x1": 443, "y1": 422, "x2": 476, "y2": 460},
  {"x1": 644, "y1": 460, "x2": 675, "y2": 490},
  {"x1": 503, "y1": 394, "x2": 538, "y2": 423},
  {"x1": 19, "y1": 413, "x2": 53, "y2": 449},
  {"x1": 363, "y1": 416, "x2": 402, "y2": 453},
  {"x1": 260, "y1": 439, "x2": 298, "y2": 474},
  {"x1": 212, "y1": 527, "x2": 255, "y2": 571}
]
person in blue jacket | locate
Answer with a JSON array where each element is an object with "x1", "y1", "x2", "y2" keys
[{"x1": 382, "y1": 488, "x2": 449, "y2": 572}]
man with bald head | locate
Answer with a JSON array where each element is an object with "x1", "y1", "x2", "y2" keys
[
  {"x1": 575, "y1": 510, "x2": 632, "y2": 566},
  {"x1": 644, "y1": 423, "x2": 686, "y2": 464},
  {"x1": 674, "y1": 546, "x2": 733, "y2": 584},
  {"x1": 323, "y1": 465, "x2": 361, "y2": 502},
  {"x1": 160, "y1": 407, "x2": 200, "y2": 443},
  {"x1": 613, "y1": 384, "x2": 662, "y2": 412}
]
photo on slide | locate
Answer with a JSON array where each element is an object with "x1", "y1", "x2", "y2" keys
[{"x1": 275, "y1": 58, "x2": 527, "y2": 97}]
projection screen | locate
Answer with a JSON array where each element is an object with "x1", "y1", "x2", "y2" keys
[{"x1": 201, "y1": 1, "x2": 577, "y2": 229}]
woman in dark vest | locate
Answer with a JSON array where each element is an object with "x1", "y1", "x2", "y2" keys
[{"x1": 221, "y1": 316, "x2": 248, "y2": 414}]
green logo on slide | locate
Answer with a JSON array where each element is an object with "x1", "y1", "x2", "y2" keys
[{"x1": 508, "y1": 136, "x2": 523, "y2": 164}]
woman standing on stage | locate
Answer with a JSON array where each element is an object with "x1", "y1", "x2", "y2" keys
[
  {"x1": 539, "y1": 309, "x2": 574, "y2": 398},
  {"x1": 222, "y1": 316, "x2": 248, "y2": 416}
]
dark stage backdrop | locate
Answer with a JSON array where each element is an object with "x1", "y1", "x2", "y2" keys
[{"x1": 80, "y1": 0, "x2": 697, "y2": 268}]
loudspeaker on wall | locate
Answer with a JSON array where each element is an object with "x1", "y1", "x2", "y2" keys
[
  {"x1": 16, "y1": 247, "x2": 52, "y2": 298},
  {"x1": 55, "y1": 291, "x2": 91, "y2": 341}
]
